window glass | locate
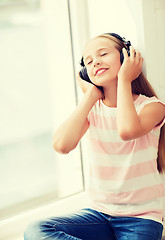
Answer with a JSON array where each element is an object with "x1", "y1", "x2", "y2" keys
[{"x1": 0, "y1": 0, "x2": 84, "y2": 219}]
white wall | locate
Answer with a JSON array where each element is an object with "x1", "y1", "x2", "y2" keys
[
  {"x1": 86, "y1": 0, "x2": 165, "y2": 101},
  {"x1": 134, "y1": 0, "x2": 165, "y2": 101}
]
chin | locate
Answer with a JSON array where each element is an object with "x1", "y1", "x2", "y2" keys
[{"x1": 95, "y1": 77, "x2": 115, "y2": 86}]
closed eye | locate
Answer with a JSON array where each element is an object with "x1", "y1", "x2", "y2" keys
[
  {"x1": 87, "y1": 60, "x2": 92, "y2": 65},
  {"x1": 101, "y1": 53, "x2": 108, "y2": 56}
]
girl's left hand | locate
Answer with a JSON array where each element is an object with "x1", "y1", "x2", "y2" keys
[{"x1": 118, "y1": 46, "x2": 143, "y2": 82}]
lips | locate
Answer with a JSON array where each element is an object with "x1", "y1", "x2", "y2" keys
[{"x1": 95, "y1": 68, "x2": 108, "y2": 76}]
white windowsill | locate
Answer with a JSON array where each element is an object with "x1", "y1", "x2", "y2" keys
[
  {"x1": 0, "y1": 191, "x2": 88, "y2": 240},
  {"x1": 1, "y1": 191, "x2": 165, "y2": 240}
]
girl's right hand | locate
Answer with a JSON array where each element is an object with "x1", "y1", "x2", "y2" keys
[
  {"x1": 76, "y1": 72, "x2": 91, "y2": 93},
  {"x1": 77, "y1": 72, "x2": 104, "y2": 101}
]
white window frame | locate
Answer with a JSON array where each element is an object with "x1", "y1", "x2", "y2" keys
[{"x1": 0, "y1": 0, "x2": 89, "y2": 239}]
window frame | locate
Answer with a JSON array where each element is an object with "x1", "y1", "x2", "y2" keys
[{"x1": 0, "y1": 0, "x2": 89, "y2": 238}]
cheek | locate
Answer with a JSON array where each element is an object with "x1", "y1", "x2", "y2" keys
[
  {"x1": 87, "y1": 67, "x2": 94, "y2": 80},
  {"x1": 115, "y1": 62, "x2": 122, "y2": 73},
  {"x1": 111, "y1": 56, "x2": 121, "y2": 73}
]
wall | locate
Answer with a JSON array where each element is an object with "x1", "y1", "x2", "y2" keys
[
  {"x1": 135, "y1": 0, "x2": 165, "y2": 101},
  {"x1": 86, "y1": 0, "x2": 165, "y2": 101}
]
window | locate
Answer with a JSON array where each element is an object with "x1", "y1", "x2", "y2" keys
[{"x1": 0, "y1": 0, "x2": 84, "y2": 220}]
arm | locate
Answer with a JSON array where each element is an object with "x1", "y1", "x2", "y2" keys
[
  {"x1": 53, "y1": 82, "x2": 103, "y2": 154},
  {"x1": 117, "y1": 47, "x2": 165, "y2": 141}
]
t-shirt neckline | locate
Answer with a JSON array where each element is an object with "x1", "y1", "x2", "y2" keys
[{"x1": 100, "y1": 94, "x2": 141, "y2": 109}]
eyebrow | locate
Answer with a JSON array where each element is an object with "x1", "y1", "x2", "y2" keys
[{"x1": 84, "y1": 48, "x2": 109, "y2": 62}]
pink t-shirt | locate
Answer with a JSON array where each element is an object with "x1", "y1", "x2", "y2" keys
[{"x1": 87, "y1": 94, "x2": 165, "y2": 224}]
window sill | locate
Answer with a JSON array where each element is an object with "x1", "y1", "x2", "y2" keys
[
  {"x1": 0, "y1": 191, "x2": 88, "y2": 240},
  {"x1": 2, "y1": 191, "x2": 165, "y2": 240}
]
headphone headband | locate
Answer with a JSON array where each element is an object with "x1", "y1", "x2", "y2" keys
[{"x1": 105, "y1": 32, "x2": 131, "y2": 49}]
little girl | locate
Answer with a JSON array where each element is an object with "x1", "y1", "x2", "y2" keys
[{"x1": 24, "y1": 33, "x2": 165, "y2": 240}]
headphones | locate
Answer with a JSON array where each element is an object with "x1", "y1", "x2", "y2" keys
[{"x1": 79, "y1": 33, "x2": 131, "y2": 84}]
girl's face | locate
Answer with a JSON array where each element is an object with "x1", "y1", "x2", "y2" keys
[{"x1": 83, "y1": 37, "x2": 121, "y2": 87}]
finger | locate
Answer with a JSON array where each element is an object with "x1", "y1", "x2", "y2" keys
[
  {"x1": 122, "y1": 48, "x2": 129, "y2": 59},
  {"x1": 130, "y1": 46, "x2": 136, "y2": 58},
  {"x1": 135, "y1": 50, "x2": 141, "y2": 59},
  {"x1": 135, "y1": 51, "x2": 143, "y2": 64},
  {"x1": 139, "y1": 56, "x2": 144, "y2": 66},
  {"x1": 77, "y1": 72, "x2": 85, "y2": 82},
  {"x1": 76, "y1": 72, "x2": 81, "y2": 80},
  {"x1": 137, "y1": 57, "x2": 143, "y2": 76}
]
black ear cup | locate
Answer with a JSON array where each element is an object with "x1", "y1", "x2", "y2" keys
[
  {"x1": 109, "y1": 33, "x2": 131, "y2": 64},
  {"x1": 79, "y1": 67, "x2": 103, "y2": 91},
  {"x1": 79, "y1": 66, "x2": 91, "y2": 82},
  {"x1": 79, "y1": 57, "x2": 91, "y2": 82}
]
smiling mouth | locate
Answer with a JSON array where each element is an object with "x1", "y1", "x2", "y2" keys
[{"x1": 95, "y1": 68, "x2": 108, "y2": 76}]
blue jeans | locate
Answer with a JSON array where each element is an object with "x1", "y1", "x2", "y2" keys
[{"x1": 24, "y1": 208, "x2": 163, "y2": 240}]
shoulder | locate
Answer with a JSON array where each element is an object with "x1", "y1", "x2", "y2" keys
[
  {"x1": 136, "y1": 94, "x2": 165, "y2": 110},
  {"x1": 138, "y1": 95, "x2": 165, "y2": 130},
  {"x1": 140, "y1": 101, "x2": 165, "y2": 119},
  {"x1": 136, "y1": 94, "x2": 163, "y2": 104},
  {"x1": 136, "y1": 94, "x2": 164, "y2": 112}
]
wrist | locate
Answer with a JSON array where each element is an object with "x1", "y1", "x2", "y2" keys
[
  {"x1": 86, "y1": 85, "x2": 102, "y2": 104},
  {"x1": 117, "y1": 77, "x2": 132, "y2": 101},
  {"x1": 118, "y1": 75, "x2": 133, "y2": 86}
]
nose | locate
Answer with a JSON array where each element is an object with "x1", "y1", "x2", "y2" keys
[{"x1": 93, "y1": 57, "x2": 101, "y2": 67}]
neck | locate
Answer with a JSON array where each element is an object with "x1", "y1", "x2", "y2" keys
[
  {"x1": 102, "y1": 80, "x2": 118, "y2": 107},
  {"x1": 102, "y1": 80, "x2": 138, "y2": 108}
]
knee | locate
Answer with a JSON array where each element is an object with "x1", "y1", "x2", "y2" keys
[{"x1": 24, "y1": 220, "x2": 42, "y2": 240}]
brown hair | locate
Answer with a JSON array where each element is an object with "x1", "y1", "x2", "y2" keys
[{"x1": 97, "y1": 34, "x2": 165, "y2": 173}]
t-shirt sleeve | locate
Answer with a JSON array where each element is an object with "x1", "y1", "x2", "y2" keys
[{"x1": 138, "y1": 96, "x2": 165, "y2": 130}]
